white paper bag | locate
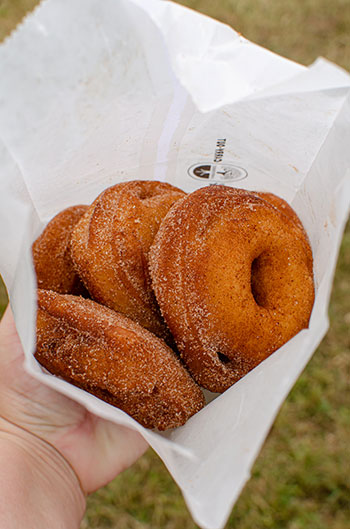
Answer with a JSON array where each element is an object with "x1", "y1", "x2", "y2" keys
[{"x1": 1, "y1": 1, "x2": 349, "y2": 528}]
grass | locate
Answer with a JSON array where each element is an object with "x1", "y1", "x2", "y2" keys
[
  {"x1": 0, "y1": 0, "x2": 39, "y2": 41},
  {"x1": 0, "y1": 279, "x2": 8, "y2": 315},
  {"x1": 176, "y1": 0, "x2": 350, "y2": 71},
  {"x1": 1, "y1": 1, "x2": 349, "y2": 529}
]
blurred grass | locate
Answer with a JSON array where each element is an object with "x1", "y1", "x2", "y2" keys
[
  {"x1": 0, "y1": 0, "x2": 38, "y2": 41},
  {"x1": 1, "y1": 1, "x2": 349, "y2": 529},
  {"x1": 176, "y1": 0, "x2": 350, "y2": 71},
  {"x1": 0, "y1": 279, "x2": 8, "y2": 315}
]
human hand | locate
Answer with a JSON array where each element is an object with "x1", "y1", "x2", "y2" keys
[{"x1": 0, "y1": 305, "x2": 148, "y2": 494}]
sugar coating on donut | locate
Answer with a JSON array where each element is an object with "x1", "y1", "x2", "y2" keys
[
  {"x1": 70, "y1": 181, "x2": 186, "y2": 342},
  {"x1": 252, "y1": 191, "x2": 313, "y2": 273},
  {"x1": 33, "y1": 205, "x2": 89, "y2": 295},
  {"x1": 35, "y1": 289, "x2": 205, "y2": 430},
  {"x1": 149, "y1": 185, "x2": 315, "y2": 393}
]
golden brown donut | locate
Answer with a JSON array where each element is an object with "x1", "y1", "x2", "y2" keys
[
  {"x1": 35, "y1": 289, "x2": 205, "y2": 430},
  {"x1": 70, "y1": 181, "x2": 186, "y2": 341},
  {"x1": 149, "y1": 185, "x2": 315, "y2": 393},
  {"x1": 32, "y1": 205, "x2": 89, "y2": 295}
]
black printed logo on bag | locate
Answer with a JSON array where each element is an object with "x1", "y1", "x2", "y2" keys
[{"x1": 188, "y1": 139, "x2": 247, "y2": 184}]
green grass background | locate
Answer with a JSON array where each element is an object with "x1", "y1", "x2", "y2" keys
[{"x1": 0, "y1": 1, "x2": 349, "y2": 528}]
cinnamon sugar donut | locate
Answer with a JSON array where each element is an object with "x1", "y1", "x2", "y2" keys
[
  {"x1": 149, "y1": 185, "x2": 315, "y2": 393},
  {"x1": 70, "y1": 181, "x2": 185, "y2": 341},
  {"x1": 33, "y1": 205, "x2": 88, "y2": 295},
  {"x1": 35, "y1": 289, "x2": 205, "y2": 430}
]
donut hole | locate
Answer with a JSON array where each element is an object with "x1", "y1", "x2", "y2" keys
[
  {"x1": 251, "y1": 254, "x2": 268, "y2": 308},
  {"x1": 217, "y1": 352, "x2": 231, "y2": 364},
  {"x1": 151, "y1": 384, "x2": 160, "y2": 395},
  {"x1": 136, "y1": 189, "x2": 150, "y2": 200},
  {"x1": 131, "y1": 183, "x2": 154, "y2": 201}
]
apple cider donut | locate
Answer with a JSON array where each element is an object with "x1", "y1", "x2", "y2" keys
[
  {"x1": 70, "y1": 181, "x2": 185, "y2": 341},
  {"x1": 35, "y1": 290, "x2": 205, "y2": 430},
  {"x1": 33, "y1": 205, "x2": 88, "y2": 295},
  {"x1": 149, "y1": 185, "x2": 315, "y2": 393}
]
